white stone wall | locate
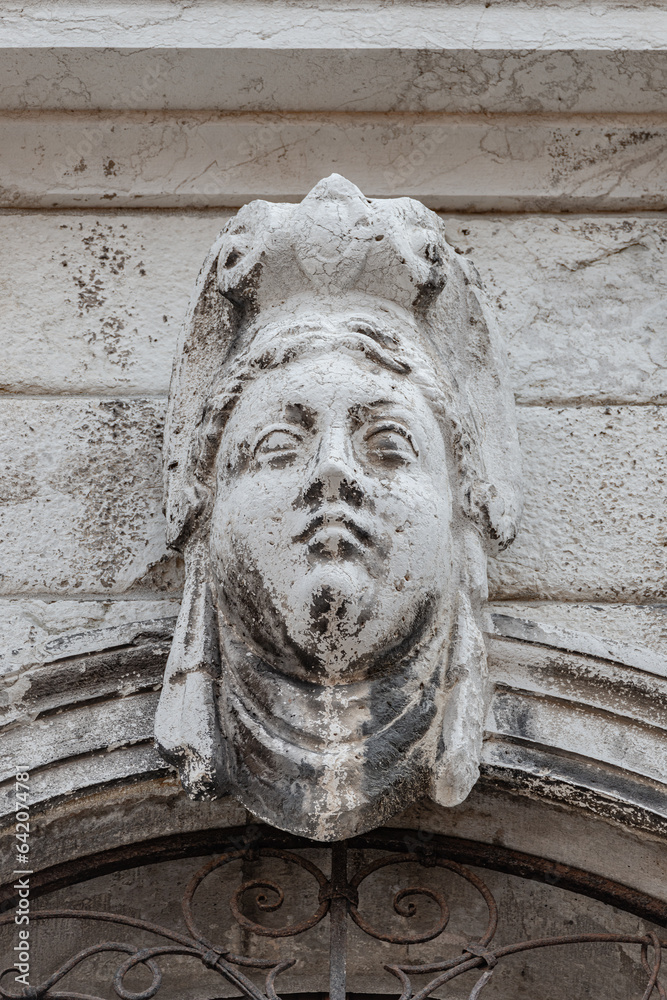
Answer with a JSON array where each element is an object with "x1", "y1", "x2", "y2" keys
[
  {"x1": 1, "y1": 0, "x2": 667, "y2": 895},
  {"x1": 2, "y1": 212, "x2": 665, "y2": 602}
]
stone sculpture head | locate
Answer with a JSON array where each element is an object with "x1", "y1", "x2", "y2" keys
[{"x1": 156, "y1": 175, "x2": 522, "y2": 840}]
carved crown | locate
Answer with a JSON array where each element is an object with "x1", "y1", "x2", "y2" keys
[{"x1": 217, "y1": 173, "x2": 448, "y2": 315}]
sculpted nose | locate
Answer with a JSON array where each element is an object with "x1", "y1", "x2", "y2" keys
[
  {"x1": 319, "y1": 453, "x2": 353, "y2": 490},
  {"x1": 307, "y1": 433, "x2": 364, "y2": 507}
]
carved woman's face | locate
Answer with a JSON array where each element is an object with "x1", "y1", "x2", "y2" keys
[{"x1": 210, "y1": 347, "x2": 454, "y2": 683}]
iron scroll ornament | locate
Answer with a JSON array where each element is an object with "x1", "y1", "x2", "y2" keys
[{"x1": 1, "y1": 835, "x2": 666, "y2": 1000}]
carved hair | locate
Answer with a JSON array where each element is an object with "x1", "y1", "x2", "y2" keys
[{"x1": 184, "y1": 315, "x2": 497, "y2": 559}]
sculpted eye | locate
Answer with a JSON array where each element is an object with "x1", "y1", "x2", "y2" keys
[
  {"x1": 254, "y1": 427, "x2": 303, "y2": 466},
  {"x1": 363, "y1": 422, "x2": 418, "y2": 466}
]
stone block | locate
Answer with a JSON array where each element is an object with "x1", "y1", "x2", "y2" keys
[
  {"x1": 2, "y1": 213, "x2": 667, "y2": 403},
  {"x1": 0, "y1": 398, "x2": 179, "y2": 596},
  {"x1": 2, "y1": 115, "x2": 667, "y2": 211},
  {"x1": 0, "y1": 400, "x2": 664, "y2": 601},
  {"x1": 443, "y1": 216, "x2": 667, "y2": 405},
  {"x1": 3, "y1": 1, "x2": 667, "y2": 52},
  {"x1": 490, "y1": 405, "x2": 667, "y2": 601},
  {"x1": 4, "y1": 49, "x2": 667, "y2": 114},
  {"x1": 0, "y1": 212, "x2": 223, "y2": 395}
]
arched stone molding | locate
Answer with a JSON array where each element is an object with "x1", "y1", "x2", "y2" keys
[{"x1": 2, "y1": 608, "x2": 667, "y2": 905}]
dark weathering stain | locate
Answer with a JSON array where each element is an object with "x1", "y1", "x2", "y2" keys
[
  {"x1": 351, "y1": 593, "x2": 438, "y2": 686},
  {"x1": 293, "y1": 479, "x2": 324, "y2": 510},
  {"x1": 412, "y1": 243, "x2": 447, "y2": 313},
  {"x1": 293, "y1": 476, "x2": 365, "y2": 512},
  {"x1": 220, "y1": 550, "x2": 437, "y2": 685},
  {"x1": 309, "y1": 587, "x2": 348, "y2": 636},
  {"x1": 499, "y1": 696, "x2": 534, "y2": 742},
  {"x1": 294, "y1": 511, "x2": 371, "y2": 550},
  {"x1": 221, "y1": 258, "x2": 264, "y2": 321},
  {"x1": 339, "y1": 478, "x2": 364, "y2": 508},
  {"x1": 75, "y1": 271, "x2": 106, "y2": 312},
  {"x1": 284, "y1": 402, "x2": 316, "y2": 431},
  {"x1": 229, "y1": 710, "x2": 323, "y2": 828},
  {"x1": 223, "y1": 248, "x2": 242, "y2": 269},
  {"x1": 550, "y1": 128, "x2": 662, "y2": 185},
  {"x1": 360, "y1": 655, "x2": 439, "y2": 809},
  {"x1": 220, "y1": 551, "x2": 324, "y2": 680}
]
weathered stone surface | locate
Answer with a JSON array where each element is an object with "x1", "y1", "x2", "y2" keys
[
  {"x1": 0, "y1": 619, "x2": 174, "y2": 731},
  {"x1": 3, "y1": 115, "x2": 667, "y2": 210},
  {"x1": 0, "y1": 691, "x2": 160, "y2": 784},
  {"x1": 156, "y1": 175, "x2": 522, "y2": 839},
  {"x1": 0, "y1": 777, "x2": 249, "y2": 879},
  {"x1": 0, "y1": 597, "x2": 180, "y2": 679},
  {"x1": 0, "y1": 400, "x2": 664, "y2": 601},
  {"x1": 0, "y1": 212, "x2": 210, "y2": 395},
  {"x1": 0, "y1": 745, "x2": 168, "y2": 835},
  {"x1": 3, "y1": 213, "x2": 667, "y2": 403},
  {"x1": 3, "y1": 1, "x2": 667, "y2": 50},
  {"x1": 490, "y1": 405, "x2": 667, "y2": 602},
  {"x1": 4, "y1": 597, "x2": 666, "y2": 679},
  {"x1": 0, "y1": 398, "x2": 180, "y2": 596},
  {"x1": 443, "y1": 216, "x2": 667, "y2": 405},
  {"x1": 4, "y1": 48, "x2": 667, "y2": 114},
  {"x1": 484, "y1": 607, "x2": 667, "y2": 830},
  {"x1": 489, "y1": 640, "x2": 667, "y2": 781},
  {"x1": 490, "y1": 600, "x2": 667, "y2": 665},
  {"x1": 3, "y1": 606, "x2": 667, "y2": 867},
  {"x1": 4, "y1": 601, "x2": 665, "y2": 722}
]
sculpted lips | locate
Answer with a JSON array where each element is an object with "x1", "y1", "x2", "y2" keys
[{"x1": 293, "y1": 507, "x2": 374, "y2": 557}]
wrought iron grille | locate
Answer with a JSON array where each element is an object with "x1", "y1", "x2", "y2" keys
[{"x1": 1, "y1": 828, "x2": 666, "y2": 1000}]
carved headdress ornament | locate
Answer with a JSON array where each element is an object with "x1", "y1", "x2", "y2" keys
[{"x1": 157, "y1": 174, "x2": 522, "y2": 840}]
